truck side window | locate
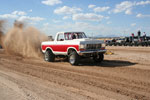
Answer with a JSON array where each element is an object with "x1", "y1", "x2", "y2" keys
[
  {"x1": 64, "y1": 33, "x2": 69, "y2": 40},
  {"x1": 57, "y1": 34, "x2": 64, "y2": 41},
  {"x1": 64, "y1": 33, "x2": 72, "y2": 40}
]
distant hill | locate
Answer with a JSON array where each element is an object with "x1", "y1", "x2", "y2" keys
[{"x1": 93, "y1": 34, "x2": 119, "y2": 38}]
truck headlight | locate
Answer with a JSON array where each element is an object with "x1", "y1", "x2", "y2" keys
[
  {"x1": 79, "y1": 44, "x2": 86, "y2": 51},
  {"x1": 102, "y1": 43, "x2": 106, "y2": 47},
  {"x1": 100, "y1": 43, "x2": 106, "y2": 50},
  {"x1": 80, "y1": 44, "x2": 86, "y2": 49}
]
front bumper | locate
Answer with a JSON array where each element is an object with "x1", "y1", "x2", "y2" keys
[{"x1": 78, "y1": 49, "x2": 106, "y2": 55}]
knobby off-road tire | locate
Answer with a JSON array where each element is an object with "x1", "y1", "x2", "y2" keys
[
  {"x1": 69, "y1": 51, "x2": 79, "y2": 65},
  {"x1": 93, "y1": 53, "x2": 104, "y2": 63},
  {"x1": 44, "y1": 50, "x2": 55, "y2": 62}
]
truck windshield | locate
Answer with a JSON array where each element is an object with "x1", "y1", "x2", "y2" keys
[{"x1": 65, "y1": 32, "x2": 87, "y2": 40}]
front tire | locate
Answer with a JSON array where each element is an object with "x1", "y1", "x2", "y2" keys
[
  {"x1": 93, "y1": 53, "x2": 104, "y2": 63},
  {"x1": 69, "y1": 51, "x2": 79, "y2": 65},
  {"x1": 45, "y1": 50, "x2": 55, "y2": 62}
]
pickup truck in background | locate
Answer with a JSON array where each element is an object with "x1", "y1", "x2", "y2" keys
[{"x1": 41, "y1": 32, "x2": 106, "y2": 65}]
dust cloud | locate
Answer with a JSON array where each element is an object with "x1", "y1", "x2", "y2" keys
[
  {"x1": 0, "y1": 20, "x2": 5, "y2": 46},
  {"x1": 0, "y1": 20, "x2": 48, "y2": 58}
]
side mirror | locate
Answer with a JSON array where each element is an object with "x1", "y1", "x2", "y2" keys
[{"x1": 60, "y1": 39, "x2": 64, "y2": 41}]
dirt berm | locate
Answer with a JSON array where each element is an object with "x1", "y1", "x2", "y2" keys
[{"x1": 0, "y1": 46, "x2": 150, "y2": 100}]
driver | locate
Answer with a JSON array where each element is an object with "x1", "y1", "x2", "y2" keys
[{"x1": 72, "y1": 34, "x2": 76, "y2": 39}]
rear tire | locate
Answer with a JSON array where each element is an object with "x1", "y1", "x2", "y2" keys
[
  {"x1": 45, "y1": 50, "x2": 55, "y2": 62},
  {"x1": 69, "y1": 51, "x2": 79, "y2": 65},
  {"x1": 93, "y1": 53, "x2": 104, "y2": 63}
]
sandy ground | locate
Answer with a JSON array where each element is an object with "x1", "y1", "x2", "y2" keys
[{"x1": 0, "y1": 47, "x2": 150, "y2": 100}]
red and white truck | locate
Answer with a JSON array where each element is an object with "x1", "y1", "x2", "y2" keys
[{"x1": 41, "y1": 32, "x2": 106, "y2": 65}]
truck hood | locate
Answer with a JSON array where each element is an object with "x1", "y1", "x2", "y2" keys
[{"x1": 73, "y1": 38, "x2": 104, "y2": 44}]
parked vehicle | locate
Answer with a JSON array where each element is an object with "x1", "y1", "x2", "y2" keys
[{"x1": 106, "y1": 36, "x2": 150, "y2": 47}]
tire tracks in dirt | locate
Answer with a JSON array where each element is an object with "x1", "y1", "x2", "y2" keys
[{"x1": 0, "y1": 55, "x2": 150, "y2": 100}]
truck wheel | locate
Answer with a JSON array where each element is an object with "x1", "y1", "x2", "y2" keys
[
  {"x1": 69, "y1": 51, "x2": 79, "y2": 65},
  {"x1": 45, "y1": 50, "x2": 55, "y2": 62},
  {"x1": 93, "y1": 53, "x2": 104, "y2": 63}
]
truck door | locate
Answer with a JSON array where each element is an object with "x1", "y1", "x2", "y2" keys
[{"x1": 55, "y1": 33, "x2": 66, "y2": 52}]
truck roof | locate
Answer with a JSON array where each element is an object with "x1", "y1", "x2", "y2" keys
[{"x1": 57, "y1": 32, "x2": 84, "y2": 34}]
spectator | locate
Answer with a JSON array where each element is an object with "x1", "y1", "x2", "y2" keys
[
  {"x1": 143, "y1": 32, "x2": 146, "y2": 41},
  {"x1": 137, "y1": 30, "x2": 141, "y2": 37},
  {"x1": 131, "y1": 33, "x2": 134, "y2": 42}
]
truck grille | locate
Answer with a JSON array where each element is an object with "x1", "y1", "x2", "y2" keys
[{"x1": 86, "y1": 44, "x2": 101, "y2": 50}]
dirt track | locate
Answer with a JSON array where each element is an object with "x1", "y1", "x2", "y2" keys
[{"x1": 0, "y1": 47, "x2": 150, "y2": 100}]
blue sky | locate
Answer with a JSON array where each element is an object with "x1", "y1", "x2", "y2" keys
[{"x1": 0, "y1": 0, "x2": 150, "y2": 37}]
